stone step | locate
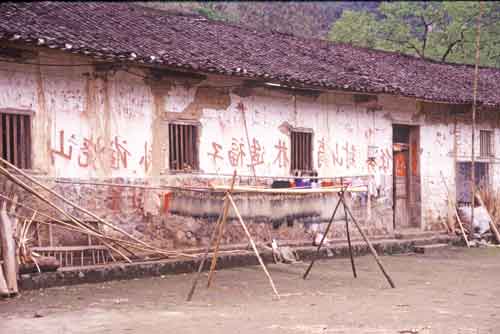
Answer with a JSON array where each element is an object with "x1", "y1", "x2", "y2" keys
[
  {"x1": 413, "y1": 243, "x2": 450, "y2": 254},
  {"x1": 394, "y1": 230, "x2": 445, "y2": 240}
]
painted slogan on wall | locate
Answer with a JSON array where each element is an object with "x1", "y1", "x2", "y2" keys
[{"x1": 51, "y1": 130, "x2": 152, "y2": 173}]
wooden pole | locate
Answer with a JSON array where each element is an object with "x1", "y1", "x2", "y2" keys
[
  {"x1": 0, "y1": 158, "x2": 165, "y2": 256},
  {"x1": 471, "y1": 1, "x2": 484, "y2": 229},
  {"x1": 0, "y1": 264, "x2": 9, "y2": 297},
  {"x1": 186, "y1": 206, "x2": 226, "y2": 301},
  {"x1": 344, "y1": 200, "x2": 357, "y2": 278},
  {"x1": 439, "y1": 171, "x2": 470, "y2": 247},
  {"x1": 227, "y1": 194, "x2": 280, "y2": 299},
  {"x1": 206, "y1": 171, "x2": 237, "y2": 288},
  {"x1": 303, "y1": 195, "x2": 342, "y2": 279},
  {"x1": 186, "y1": 171, "x2": 237, "y2": 301},
  {"x1": 0, "y1": 202, "x2": 18, "y2": 294},
  {"x1": 0, "y1": 160, "x2": 184, "y2": 258},
  {"x1": 340, "y1": 196, "x2": 395, "y2": 288}
]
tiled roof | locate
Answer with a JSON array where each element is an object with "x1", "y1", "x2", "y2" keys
[{"x1": 1, "y1": 2, "x2": 500, "y2": 107}]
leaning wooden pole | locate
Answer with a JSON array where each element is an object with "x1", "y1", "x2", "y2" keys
[
  {"x1": 471, "y1": 1, "x2": 484, "y2": 228},
  {"x1": 0, "y1": 158, "x2": 178, "y2": 258},
  {"x1": 207, "y1": 171, "x2": 237, "y2": 288},
  {"x1": 344, "y1": 202, "x2": 357, "y2": 279},
  {"x1": 0, "y1": 264, "x2": 9, "y2": 297},
  {"x1": 303, "y1": 196, "x2": 343, "y2": 279},
  {"x1": 186, "y1": 206, "x2": 225, "y2": 301},
  {"x1": 0, "y1": 202, "x2": 18, "y2": 295},
  {"x1": 227, "y1": 194, "x2": 280, "y2": 299},
  {"x1": 340, "y1": 196, "x2": 396, "y2": 288}
]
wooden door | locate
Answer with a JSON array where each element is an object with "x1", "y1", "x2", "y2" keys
[
  {"x1": 408, "y1": 126, "x2": 421, "y2": 227},
  {"x1": 394, "y1": 149, "x2": 410, "y2": 228}
]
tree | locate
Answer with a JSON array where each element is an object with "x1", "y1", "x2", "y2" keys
[{"x1": 329, "y1": 1, "x2": 500, "y2": 67}]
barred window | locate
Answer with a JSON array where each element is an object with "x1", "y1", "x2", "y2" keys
[
  {"x1": 168, "y1": 123, "x2": 199, "y2": 171},
  {"x1": 290, "y1": 130, "x2": 312, "y2": 172},
  {"x1": 1, "y1": 111, "x2": 31, "y2": 169},
  {"x1": 480, "y1": 130, "x2": 493, "y2": 157}
]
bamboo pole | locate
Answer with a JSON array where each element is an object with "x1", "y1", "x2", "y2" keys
[
  {"x1": 340, "y1": 195, "x2": 395, "y2": 289},
  {"x1": 0, "y1": 160, "x2": 187, "y2": 258},
  {"x1": 0, "y1": 264, "x2": 9, "y2": 297},
  {"x1": 303, "y1": 196, "x2": 342, "y2": 279},
  {"x1": 471, "y1": 1, "x2": 484, "y2": 230},
  {"x1": 227, "y1": 194, "x2": 280, "y2": 299},
  {"x1": 439, "y1": 171, "x2": 470, "y2": 247},
  {"x1": 0, "y1": 158, "x2": 161, "y2": 255},
  {"x1": 186, "y1": 206, "x2": 226, "y2": 301},
  {"x1": 344, "y1": 202, "x2": 357, "y2": 278},
  {"x1": 0, "y1": 165, "x2": 134, "y2": 262},
  {"x1": 0, "y1": 202, "x2": 18, "y2": 294},
  {"x1": 207, "y1": 171, "x2": 237, "y2": 288}
]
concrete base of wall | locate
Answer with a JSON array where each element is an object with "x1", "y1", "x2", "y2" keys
[{"x1": 19, "y1": 233, "x2": 461, "y2": 291}]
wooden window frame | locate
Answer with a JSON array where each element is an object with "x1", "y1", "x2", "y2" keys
[
  {"x1": 0, "y1": 108, "x2": 32, "y2": 169},
  {"x1": 479, "y1": 129, "x2": 493, "y2": 157},
  {"x1": 168, "y1": 121, "x2": 200, "y2": 172},
  {"x1": 290, "y1": 127, "x2": 313, "y2": 174}
]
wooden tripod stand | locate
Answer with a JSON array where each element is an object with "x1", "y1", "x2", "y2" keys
[
  {"x1": 186, "y1": 171, "x2": 280, "y2": 301},
  {"x1": 303, "y1": 186, "x2": 396, "y2": 289}
]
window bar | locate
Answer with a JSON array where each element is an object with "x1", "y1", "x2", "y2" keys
[
  {"x1": 0, "y1": 114, "x2": 4, "y2": 160},
  {"x1": 175, "y1": 125, "x2": 180, "y2": 170},
  {"x1": 12, "y1": 115, "x2": 18, "y2": 168},
  {"x1": 19, "y1": 116, "x2": 25, "y2": 169},
  {"x1": 26, "y1": 115, "x2": 31, "y2": 169},
  {"x1": 187, "y1": 125, "x2": 192, "y2": 169},
  {"x1": 169, "y1": 124, "x2": 174, "y2": 170},
  {"x1": 179, "y1": 124, "x2": 185, "y2": 169},
  {"x1": 193, "y1": 126, "x2": 198, "y2": 169},
  {"x1": 5, "y1": 114, "x2": 10, "y2": 163}
]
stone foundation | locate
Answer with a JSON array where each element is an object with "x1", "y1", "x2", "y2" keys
[{"x1": 0, "y1": 173, "x2": 394, "y2": 251}]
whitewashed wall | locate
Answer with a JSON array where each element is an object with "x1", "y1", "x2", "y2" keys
[{"x1": 2, "y1": 49, "x2": 499, "y2": 231}]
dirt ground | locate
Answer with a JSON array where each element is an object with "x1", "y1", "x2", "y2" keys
[{"x1": 1, "y1": 247, "x2": 499, "y2": 334}]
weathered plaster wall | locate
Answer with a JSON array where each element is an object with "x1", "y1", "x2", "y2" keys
[{"x1": 4, "y1": 48, "x2": 499, "y2": 249}]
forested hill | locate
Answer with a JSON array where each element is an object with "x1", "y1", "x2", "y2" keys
[
  {"x1": 138, "y1": 1, "x2": 381, "y2": 39},
  {"x1": 138, "y1": 2, "x2": 499, "y2": 68}
]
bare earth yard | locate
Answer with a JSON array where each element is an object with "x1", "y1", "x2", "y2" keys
[{"x1": 1, "y1": 247, "x2": 499, "y2": 334}]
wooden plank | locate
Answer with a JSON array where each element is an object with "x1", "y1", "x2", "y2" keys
[{"x1": 211, "y1": 184, "x2": 368, "y2": 194}]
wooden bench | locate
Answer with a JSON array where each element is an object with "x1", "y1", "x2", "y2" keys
[{"x1": 31, "y1": 246, "x2": 112, "y2": 267}]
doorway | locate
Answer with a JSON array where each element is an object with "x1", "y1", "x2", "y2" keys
[{"x1": 393, "y1": 124, "x2": 421, "y2": 230}]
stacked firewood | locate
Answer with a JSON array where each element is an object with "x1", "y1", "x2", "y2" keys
[{"x1": 0, "y1": 157, "x2": 196, "y2": 298}]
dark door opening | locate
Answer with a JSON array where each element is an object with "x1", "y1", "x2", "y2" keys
[{"x1": 393, "y1": 124, "x2": 421, "y2": 230}]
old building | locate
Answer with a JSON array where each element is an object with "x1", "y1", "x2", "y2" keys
[{"x1": 1, "y1": 2, "x2": 499, "y2": 251}]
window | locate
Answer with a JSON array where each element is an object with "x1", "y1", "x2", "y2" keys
[
  {"x1": 168, "y1": 123, "x2": 198, "y2": 171},
  {"x1": 290, "y1": 130, "x2": 312, "y2": 172},
  {"x1": 1, "y1": 111, "x2": 31, "y2": 168},
  {"x1": 456, "y1": 161, "x2": 489, "y2": 204},
  {"x1": 480, "y1": 130, "x2": 493, "y2": 157}
]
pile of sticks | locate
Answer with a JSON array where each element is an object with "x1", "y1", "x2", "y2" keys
[
  {"x1": 440, "y1": 171, "x2": 500, "y2": 247},
  {"x1": 0, "y1": 157, "x2": 198, "y2": 297}
]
